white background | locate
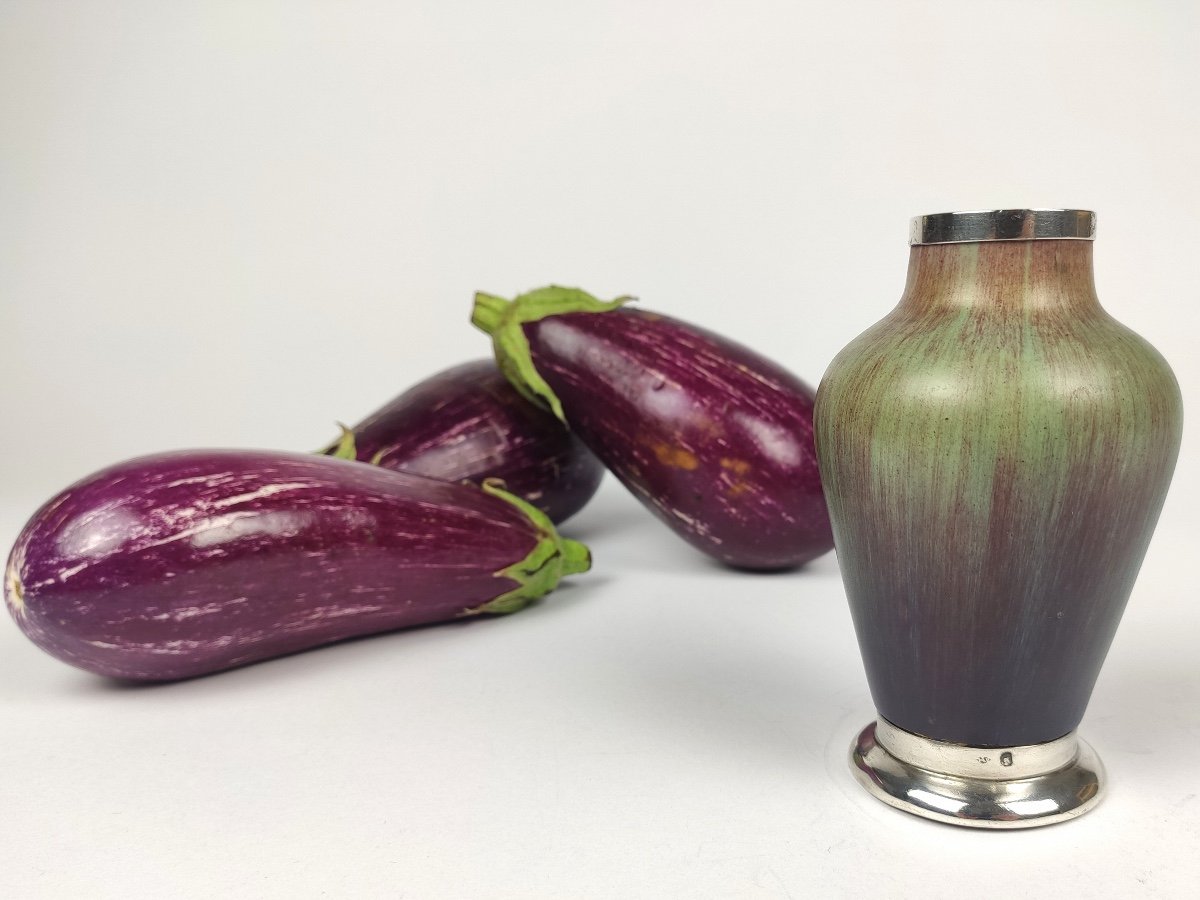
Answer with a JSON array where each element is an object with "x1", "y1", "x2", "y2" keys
[{"x1": 1, "y1": 2, "x2": 1197, "y2": 897}]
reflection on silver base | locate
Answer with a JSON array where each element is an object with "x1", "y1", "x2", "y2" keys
[{"x1": 850, "y1": 719, "x2": 1104, "y2": 829}]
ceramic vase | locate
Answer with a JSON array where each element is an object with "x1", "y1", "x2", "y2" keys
[{"x1": 814, "y1": 209, "x2": 1182, "y2": 827}]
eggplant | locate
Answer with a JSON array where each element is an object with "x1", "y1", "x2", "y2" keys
[
  {"x1": 472, "y1": 286, "x2": 833, "y2": 570},
  {"x1": 323, "y1": 359, "x2": 603, "y2": 524},
  {"x1": 4, "y1": 450, "x2": 590, "y2": 681}
]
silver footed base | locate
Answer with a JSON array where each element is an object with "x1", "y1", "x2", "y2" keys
[{"x1": 850, "y1": 718, "x2": 1104, "y2": 829}]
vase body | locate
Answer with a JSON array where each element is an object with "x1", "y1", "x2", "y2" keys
[{"x1": 815, "y1": 209, "x2": 1182, "y2": 827}]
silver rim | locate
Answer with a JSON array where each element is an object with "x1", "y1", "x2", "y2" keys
[{"x1": 909, "y1": 209, "x2": 1096, "y2": 245}]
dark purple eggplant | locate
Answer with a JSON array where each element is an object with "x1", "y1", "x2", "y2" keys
[
  {"x1": 4, "y1": 450, "x2": 590, "y2": 681},
  {"x1": 322, "y1": 359, "x2": 603, "y2": 524},
  {"x1": 472, "y1": 286, "x2": 833, "y2": 570}
]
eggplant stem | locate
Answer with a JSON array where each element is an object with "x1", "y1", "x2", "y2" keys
[{"x1": 471, "y1": 292, "x2": 509, "y2": 334}]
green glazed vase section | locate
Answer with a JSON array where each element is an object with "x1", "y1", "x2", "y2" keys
[{"x1": 814, "y1": 241, "x2": 1183, "y2": 746}]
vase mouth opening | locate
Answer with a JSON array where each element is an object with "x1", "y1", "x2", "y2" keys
[{"x1": 910, "y1": 209, "x2": 1096, "y2": 246}]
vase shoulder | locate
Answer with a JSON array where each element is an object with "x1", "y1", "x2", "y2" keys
[{"x1": 819, "y1": 307, "x2": 1180, "y2": 442}]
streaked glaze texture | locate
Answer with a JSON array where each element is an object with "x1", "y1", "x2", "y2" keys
[
  {"x1": 324, "y1": 359, "x2": 604, "y2": 524},
  {"x1": 473, "y1": 287, "x2": 833, "y2": 570},
  {"x1": 5, "y1": 450, "x2": 589, "y2": 680},
  {"x1": 815, "y1": 240, "x2": 1182, "y2": 746}
]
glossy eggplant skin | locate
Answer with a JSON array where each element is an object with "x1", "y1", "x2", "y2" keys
[
  {"x1": 326, "y1": 359, "x2": 603, "y2": 525},
  {"x1": 4, "y1": 450, "x2": 589, "y2": 681},
  {"x1": 473, "y1": 288, "x2": 833, "y2": 570}
]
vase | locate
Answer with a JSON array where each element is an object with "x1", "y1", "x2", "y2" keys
[{"x1": 814, "y1": 209, "x2": 1182, "y2": 828}]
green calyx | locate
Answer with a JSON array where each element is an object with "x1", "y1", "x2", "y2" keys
[
  {"x1": 322, "y1": 426, "x2": 387, "y2": 465},
  {"x1": 471, "y1": 285, "x2": 633, "y2": 422},
  {"x1": 326, "y1": 423, "x2": 359, "y2": 460},
  {"x1": 462, "y1": 478, "x2": 592, "y2": 617}
]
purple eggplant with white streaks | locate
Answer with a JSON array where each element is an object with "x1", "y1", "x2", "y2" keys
[
  {"x1": 4, "y1": 449, "x2": 590, "y2": 681},
  {"x1": 472, "y1": 286, "x2": 833, "y2": 570},
  {"x1": 322, "y1": 359, "x2": 603, "y2": 524}
]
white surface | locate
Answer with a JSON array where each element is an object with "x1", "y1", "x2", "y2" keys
[
  {"x1": 0, "y1": 488, "x2": 1197, "y2": 899},
  {"x1": 1, "y1": 2, "x2": 1197, "y2": 898}
]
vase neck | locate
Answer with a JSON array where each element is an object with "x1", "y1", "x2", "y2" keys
[{"x1": 900, "y1": 240, "x2": 1100, "y2": 313}]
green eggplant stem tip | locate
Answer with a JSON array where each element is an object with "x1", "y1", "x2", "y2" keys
[{"x1": 324, "y1": 423, "x2": 358, "y2": 460}]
